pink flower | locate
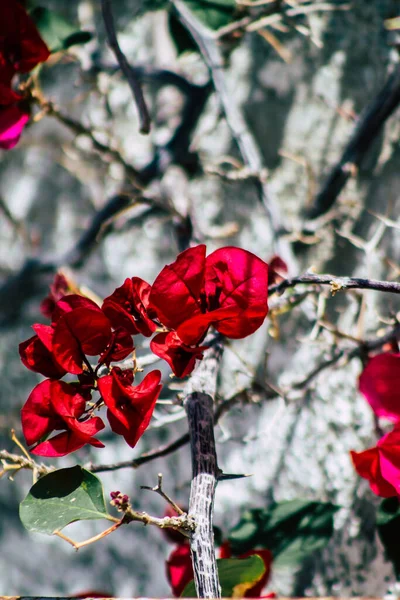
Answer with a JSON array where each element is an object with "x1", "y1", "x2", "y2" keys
[
  {"x1": 351, "y1": 425, "x2": 400, "y2": 497},
  {"x1": 0, "y1": 104, "x2": 29, "y2": 149},
  {"x1": 150, "y1": 245, "x2": 269, "y2": 346},
  {"x1": 359, "y1": 353, "x2": 400, "y2": 422}
]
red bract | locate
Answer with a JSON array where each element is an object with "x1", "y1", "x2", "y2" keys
[
  {"x1": 52, "y1": 293, "x2": 101, "y2": 322},
  {"x1": 52, "y1": 307, "x2": 113, "y2": 374},
  {"x1": 102, "y1": 277, "x2": 157, "y2": 337},
  {"x1": 0, "y1": 103, "x2": 29, "y2": 149},
  {"x1": 98, "y1": 367, "x2": 162, "y2": 448},
  {"x1": 351, "y1": 426, "x2": 400, "y2": 497},
  {"x1": 21, "y1": 379, "x2": 63, "y2": 446},
  {"x1": 99, "y1": 327, "x2": 134, "y2": 366},
  {"x1": 0, "y1": 0, "x2": 50, "y2": 73},
  {"x1": 150, "y1": 331, "x2": 207, "y2": 378},
  {"x1": 22, "y1": 379, "x2": 105, "y2": 457},
  {"x1": 19, "y1": 324, "x2": 66, "y2": 379},
  {"x1": 166, "y1": 543, "x2": 193, "y2": 597},
  {"x1": 359, "y1": 353, "x2": 400, "y2": 422},
  {"x1": 150, "y1": 245, "x2": 269, "y2": 345}
]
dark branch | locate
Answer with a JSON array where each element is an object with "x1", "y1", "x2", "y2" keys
[
  {"x1": 269, "y1": 273, "x2": 400, "y2": 297},
  {"x1": 101, "y1": 0, "x2": 151, "y2": 134},
  {"x1": 306, "y1": 64, "x2": 400, "y2": 220},
  {"x1": 184, "y1": 343, "x2": 223, "y2": 599}
]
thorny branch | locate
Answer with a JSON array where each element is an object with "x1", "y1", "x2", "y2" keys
[
  {"x1": 101, "y1": 0, "x2": 151, "y2": 134},
  {"x1": 184, "y1": 342, "x2": 223, "y2": 599},
  {"x1": 268, "y1": 272, "x2": 400, "y2": 297}
]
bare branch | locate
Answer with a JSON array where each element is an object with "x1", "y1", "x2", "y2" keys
[
  {"x1": 101, "y1": 0, "x2": 151, "y2": 134},
  {"x1": 269, "y1": 273, "x2": 400, "y2": 297}
]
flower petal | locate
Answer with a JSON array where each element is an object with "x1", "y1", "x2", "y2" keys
[
  {"x1": 52, "y1": 307, "x2": 112, "y2": 374},
  {"x1": 150, "y1": 331, "x2": 206, "y2": 378},
  {"x1": 150, "y1": 245, "x2": 206, "y2": 330},
  {"x1": 359, "y1": 353, "x2": 400, "y2": 421}
]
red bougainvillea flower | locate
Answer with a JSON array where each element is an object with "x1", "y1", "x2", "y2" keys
[
  {"x1": 150, "y1": 245, "x2": 269, "y2": 345},
  {"x1": 359, "y1": 353, "x2": 400, "y2": 422},
  {"x1": 98, "y1": 367, "x2": 162, "y2": 447},
  {"x1": 150, "y1": 331, "x2": 207, "y2": 378},
  {"x1": 102, "y1": 277, "x2": 157, "y2": 337},
  {"x1": 219, "y1": 542, "x2": 273, "y2": 597},
  {"x1": 0, "y1": 1, "x2": 50, "y2": 150},
  {"x1": 351, "y1": 425, "x2": 400, "y2": 497},
  {"x1": 21, "y1": 379, "x2": 105, "y2": 457},
  {"x1": 52, "y1": 306, "x2": 113, "y2": 374},
  {"x1": 0, "y1": 103, "x2": 29, "y2": 149},
  {"x1": 19, "y1": 324, "x2": 67, "y2": 379},
  {"x1": 99, "y1": 327, "x2": 134, "y2": 366},
  {"x1": 0, "y1": 0, "x2": 50, "y2": 74},
  {"x1": 166, "y1": 543, "x2": 193, "y2": 597}
]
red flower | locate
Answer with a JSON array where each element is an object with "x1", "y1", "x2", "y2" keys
[
  {"x1": 351, "y1": 425, "x2": 400, "y2": 497},
  {"x1": 19, "y1": 324, "x2": 66, "y2": 379},
  {"x1": 51, "y1": 293, "x2": 102, "y2": 322},
  {"x1": 359, "y1": 353, "x2": 400, "y2": 422},
  {"x1": 98, "y1": 367, "x2": 162, "y2": 448},
  {"x1": 21, "y1": 379, "x2": 105, "y2": 457},
  {"x1": 52, "y1": 306, "x2": 113, "y2": 374},
  {"x1": 0, "y1": 0, "x2": 50, "y2": 74},
  {"x1": 150, "y1": 331, "x2": 207, "y2": 378},
  {"x1": 219, "y1": 542, "x2": 272, "y2": 597},
  {"x1": 166, "y1": 543, "x2": 193, "y2": 597},
  {"x1": 150, "y1": 245, "x2": 269, "y2": 345},
  {"x1": 21, "y1": 379, "x2": 63, "y2": 446},
  {"x1": 0, "y1": 103, "x2": 29, "y2": 149},
  {"x1": 0, "y1": 1, "x2": 49, "y2": 150},
  {"x1": 102, "y1": 277, "x2": 157, "y2": 337},
  {"x1": 99, "y1": 327, "x2": 134, "y2": 366}
]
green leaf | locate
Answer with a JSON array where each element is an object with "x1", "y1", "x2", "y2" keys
[
  {"x1": 181, "y1": 555, "x2": 265, "y2": 597},
  {"x1": 229, "y1": 500, "x2": 339, "y2": 567},
  {"x1": 179, "y1": 0, "x2": 236, "y2": 31},
  {"x1": 30, "y1": 7, "x2": 92, "y2": 53},
  {"x1": 20, "y1": 466, "x2": 110, "y2": 535},
  {"x1": 377, "y1": 498, "x2": 400, "y2": 577}
]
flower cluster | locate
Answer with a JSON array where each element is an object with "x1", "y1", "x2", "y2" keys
[
  {"x1": 0, "y1": 0, "x2": 50, "y2": 149},
  {"x1": 351, "y1": 352, "x2": 400, "y2": 496},
  {"x1": 20, "y1": 245, "x2": 269, "y2": 457}
]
